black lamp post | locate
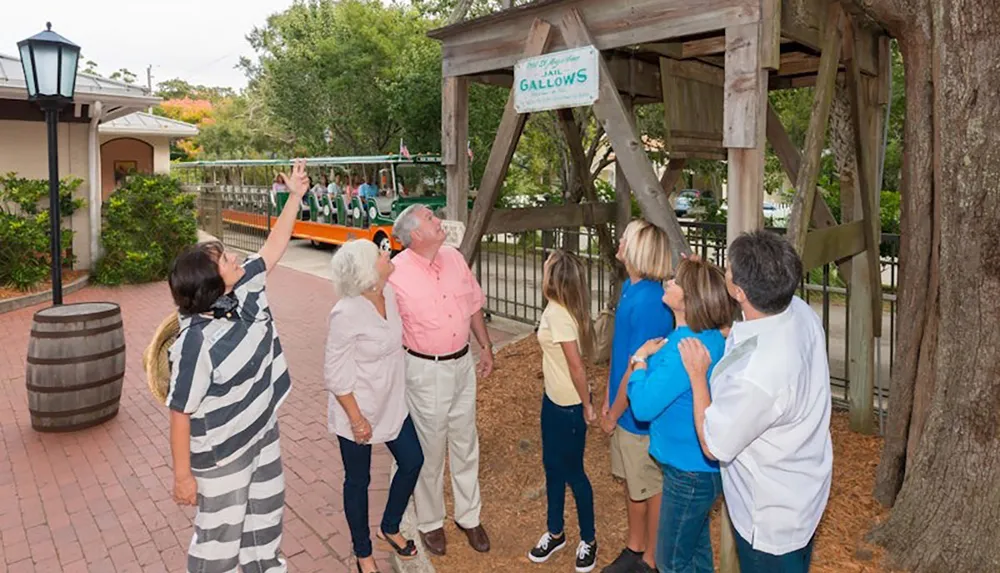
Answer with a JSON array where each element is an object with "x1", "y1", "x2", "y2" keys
[{"x1": 18, "y1": 22, "x2": 80, "y2": 306}]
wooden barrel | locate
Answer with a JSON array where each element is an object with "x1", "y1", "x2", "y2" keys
[{"x1": 25, "y1": 302, "x2": 126, "y2": 432}]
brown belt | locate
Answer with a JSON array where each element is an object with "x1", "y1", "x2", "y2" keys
[{"x1": 404, "y1": 345, "x2": 470, "y2": 362}]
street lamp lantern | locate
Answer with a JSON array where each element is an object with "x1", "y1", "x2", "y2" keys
[
  {"x1": 18, "y1": 22, "x2": 80, "y2": 105},
  {"x1": 17, "y1": 22, "x2": 81, "y2": 305}
]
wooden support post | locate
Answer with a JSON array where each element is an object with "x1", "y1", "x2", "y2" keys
[
  {"x1": 765, "y1": 104, "x2": 852, "y2": 281},
  {"x1": 458, "y1": 19, "x2": 553, "y2": 262},
  {"x1": 555, "y1": 108, "x2": 618, "y2": 271},
  {"x1": 724, "y1": 22, "x2": 768, "y2": 246},
  {"x1": 786, "y1": 3, "x2": 843, "y2": 254},
  {"x1": 557, "y1": 9, "x2": 691, "y2": 260},
  {"x1": 615, "y1": 96, "x2": 634, "y2": 242},
  {"x1": 759, "y1": 0, "x2": 781, "y2": 70},
  {"x1": 443, "y1": 76, "x2": 470, "y2": 223}
]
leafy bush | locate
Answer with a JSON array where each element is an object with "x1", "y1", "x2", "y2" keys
[
  {"x1": 0, "y1": 174, "x2": 82, "y2": 291},
  {"x1": 93, "y1": 174, "x2": 197, "y2": 285}
]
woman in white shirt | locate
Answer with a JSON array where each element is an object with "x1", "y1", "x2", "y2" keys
[{"x1": 325, "y1": 239, "x2": 424, "y2": 573}]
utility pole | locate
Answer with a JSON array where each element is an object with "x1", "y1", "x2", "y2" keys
[{"x1": 146, "y1": 64, "x2": 153, "y2": 112}]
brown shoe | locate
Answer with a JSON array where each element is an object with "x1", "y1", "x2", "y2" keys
[
  {"x1": 419, "y1": 528, "x2": 447, "y2": 556},
  {"x1": 456, "y1": 523, "x2": 491, "y2": 553}
]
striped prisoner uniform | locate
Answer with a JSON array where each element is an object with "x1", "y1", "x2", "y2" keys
[{"x1": 168, "y1": 255, "x2": 291, "y2": 573}]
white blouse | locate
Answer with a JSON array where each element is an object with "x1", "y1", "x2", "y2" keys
[{"x1": 324, "y1": 284, "x2": 408, "y2": 444}]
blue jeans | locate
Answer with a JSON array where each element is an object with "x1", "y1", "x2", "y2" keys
[
  {"x1": 734, "y1": 530, "x2": 815, "y2": 573},
  {"x1": 656, "y1": 463, "x2": 722, "y2": 573},
  {"x1": 541, "y1": 395, "x2": 595, "y2": 542},
  {"x1": 338, "y1": 416, "x2": 424, "y2": 558}
]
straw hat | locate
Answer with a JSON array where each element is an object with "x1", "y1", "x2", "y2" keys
[{"x1": 143, "y1": 311, "x2": 180, "y2": 405}]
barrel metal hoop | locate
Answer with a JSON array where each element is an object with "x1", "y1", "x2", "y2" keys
[
  {"x1": 32, "y1": 306, "x2": 121, "y2": 323},
  {"x1": 31, "y1": 409, "x2": 120, "y2": 433},
  {"x1": 29, "y1": 321, "x2": 123, "y2": 339},
  {"x1": 26, "y1": 371, "x2": 124, "y2": 394},
  {"x1": 26, "y1": 345, "x2": 126, "y2": 366},
  {"x1": 28, "y1": 395, "x2": 122, "y2": 419}
]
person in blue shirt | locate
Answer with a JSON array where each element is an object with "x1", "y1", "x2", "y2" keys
[
  {"x1": 599, "y1": 219, "x2": 674, "y2": 573},
  {"x1": 627, "y1": 257, "x2": 738, "y2": 573},
  {"x1": 358, "y1": 175, "x2": 379, "y2": 199}
]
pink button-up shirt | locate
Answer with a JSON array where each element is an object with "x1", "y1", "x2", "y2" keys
[{"x1": 387, "y1": 246, "x2": 485, "y2": 355}]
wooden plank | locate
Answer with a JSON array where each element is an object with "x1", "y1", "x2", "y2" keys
[
  {"x1": 661, "y1": 57, "x2": 726, "y2": 159},
  {"x1": 759, "y1": 0, "x2": 781, "y2": 70},
  {"x1": 443, "y1": 76, "x2": 470, "y2": 222},
  {"x1": 555, "y1": 108, "x2": 619, "y2": 267},
  {"x1": 801, "y1": 221, "x2": 866, "y2": 270},
  {"x1": 558, "y1": 8, "x2": 692, "y2": 259},
  {"x1": 843, "y1": 14, "x2": 883, "y2": 332},
  {"x1": 485, "y1": 203, "x2": 616, "y2": 234},
  {"x1": 724, "y1": 24, "x2": 766, "y2": 149},
  {"x1": 725, "y1": 23, "x2": 767, "y2": 242},
  {"x1": 458, "y1": 19, "x2": 554, "y2": 261},
  {"x1": 681, "y1": 36, "x2": 726, "y2": 58},
  {"x1": 433, "y1": 0, "x2": 759, "y2": 78},
  {"x1": 660, "y1": 57, "x2": 725, "y2": 86},
  {"x1": 786, "y1": 2, "x2": 843, "y2": 254},
  {"x1": 615, "y1": 97, "x2": 635, "y2": 240}
]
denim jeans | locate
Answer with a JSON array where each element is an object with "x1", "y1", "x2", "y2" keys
[
  {"x1": 734, "y1": 530, "x2": 815, "y2": 573},
  {"x1": 541, "y1": 395, "x2": 595, "y2": 542},
  {"x1": 338, "y1": 416, "x2": 424, "y2": 558},
  {"x1": 655, "y1": 463, "x2": 722, "y2": 573}
]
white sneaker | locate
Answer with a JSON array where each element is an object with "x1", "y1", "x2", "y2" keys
[{"x1": 528, "y1": 531, "x2": 567, "y2": 563}]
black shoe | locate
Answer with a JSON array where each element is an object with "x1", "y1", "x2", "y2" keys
[
  {"x1": 601, "y1": 547, "x2": 642, "y2": 573},
  {"x1": 576, "y1": 540, "x2": 598, "y2": 573},
  {"x1": 528, "y1": 531, "x2": 567, "y2": 563}
]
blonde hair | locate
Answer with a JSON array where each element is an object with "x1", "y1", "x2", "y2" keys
[
  {"x1": 673, "y1": 258, "x2": 738, "y2": 333},
  {"x1": 621, "y1": 219, "x2": 672, "y2": 280},
  {"x1": 542, "y1": 250, "x2": 594, "y2": 357}
]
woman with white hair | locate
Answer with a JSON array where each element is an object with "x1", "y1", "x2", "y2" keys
[{"x1": 325, "y1": 239, "x2": 424, "y2": 573}]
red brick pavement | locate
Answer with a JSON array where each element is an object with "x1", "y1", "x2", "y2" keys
[{"x1": 0, "y1": 265, "x2": 428, "y2": 573}]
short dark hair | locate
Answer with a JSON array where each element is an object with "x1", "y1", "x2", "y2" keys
[
  {"x1": 728, "y1": 230, "x2": 802, "y2": 314},
  {"x1": 168, "y1": 241, "x2": 226, "y2": 315}
]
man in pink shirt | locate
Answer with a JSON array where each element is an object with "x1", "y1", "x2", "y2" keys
[{"x1": 388, "y1": 204, "x2": 495, "y2": 556}]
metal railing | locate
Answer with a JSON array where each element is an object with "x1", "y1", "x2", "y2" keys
[
  {"x1": 191, "y1": 185, "x2": 271, "y2": 253},
  {"x1": 472, "y1": 221, "x2": 899, "y2": 417}
]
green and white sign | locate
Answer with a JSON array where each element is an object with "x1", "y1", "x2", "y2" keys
[{"x1": 514, "y1": 46, "x2": 599, "y2": 114}]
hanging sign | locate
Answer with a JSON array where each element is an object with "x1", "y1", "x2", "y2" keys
[{"x1": 514, "y1": 46, "x2": 599, "y2": 113}]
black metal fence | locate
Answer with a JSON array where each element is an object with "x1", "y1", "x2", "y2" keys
[
  {"x1": 190, "y1": 184, "x2": 271, "y2": 253},
  {"x1": 473, "y1": 221, "x2": 899, "y2": 417}
]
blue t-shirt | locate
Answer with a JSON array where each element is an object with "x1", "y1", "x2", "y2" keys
[
  {"x1": 359, "y1": 183, "x2": 378, "y2": 198},
  {"x1": 627, "y1": 326, "x2": 726, "y2": 473},
  {"x1": 608, "y1": 279, "x2": 674, "y2": 435}
]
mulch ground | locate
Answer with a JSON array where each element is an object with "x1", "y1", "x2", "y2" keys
[
  {"x1": 431, "y1": 336, "x2": 890, "y2": 573},
  {"x1": 0, "y1": 270, "x2": 87, "y2": 301}
]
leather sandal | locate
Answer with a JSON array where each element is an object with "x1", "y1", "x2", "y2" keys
[{"x1": 376, "y1": 530, "x2": 419, "y2": 559}]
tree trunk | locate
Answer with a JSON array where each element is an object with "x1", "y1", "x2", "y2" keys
[{"x1": 857, "y1": 0, "x2": 1000, "y2": 570}]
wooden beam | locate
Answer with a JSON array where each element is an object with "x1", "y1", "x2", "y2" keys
[
  {"x1": 660, "y1": 57, "x2": 724, "y2": 87},
  {"x1": 759, "y1": 0, "x2": 781, "y2": 70},
  {"x1": 786, "y1": 3, "x2": 843, "y2": 254},
  {"x1": 433, "y1": 0, "x2": 760, "y2": 78},
  {"x1": 485, "y1": 203, "x2": 616, "y2": 234},
  {"x1": 443, "y1": 76, "x2": 470, "y2": 222},
  {"x1": 557, "y1": 8, "x2": 692, "y2": 259},
  {"x1": 615, "y1": 98, "x2": 634, "y2": 241},
  {"x1": 802, "y1": 221, "x2": 866, "y2": 270},
  {"x1": 844, "y1": 15, "x2": 882, "y2": 331},
  {"x1": 659, "y1": 158, "x2": 687, "y2": 197},
  {"x1": 725, "y1": 22, "x2": 768, "y2": 246},
  {"x1": 459, "y1": 19, "x2": 554, "y2": 261},
  {"x1": 724, "y1": 24, "x2": 766, "y2": 149},
  {"x1": 555, "y1": 108, "x2": 619, "y2": 268}
]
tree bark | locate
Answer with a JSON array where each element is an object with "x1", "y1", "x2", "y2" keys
[{"x1": 856, "y1": 0, "x2": 1000, "y2": 570}]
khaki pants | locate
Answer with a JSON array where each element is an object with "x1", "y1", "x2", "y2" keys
[{"x1": 404, "y1": 352, "x2": 481, "y2": 533}]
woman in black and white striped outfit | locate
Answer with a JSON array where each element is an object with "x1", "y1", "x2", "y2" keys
[{"x1": 165, "y1": 159, "x2": 309, "y2": 573}]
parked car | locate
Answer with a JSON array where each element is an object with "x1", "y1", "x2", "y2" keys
[{"x1": 673, "y1": 189, "x2": 716, "y2": 217}]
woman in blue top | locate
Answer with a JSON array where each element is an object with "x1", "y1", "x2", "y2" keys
[
  {"x1": 627, "y1": 257, "x2": 738, "y2": 573},
  {"x1": 599, "y1": 219, "x2": 675, "y2": 573}
]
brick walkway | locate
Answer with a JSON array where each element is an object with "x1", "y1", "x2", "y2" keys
[{"x1": 0, "y1": 264, "x2": 521, "y2": 573}]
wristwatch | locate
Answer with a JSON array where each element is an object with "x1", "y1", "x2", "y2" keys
[{"x1": 629, "y1": 354, "x2": 647, "y2": 367}]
